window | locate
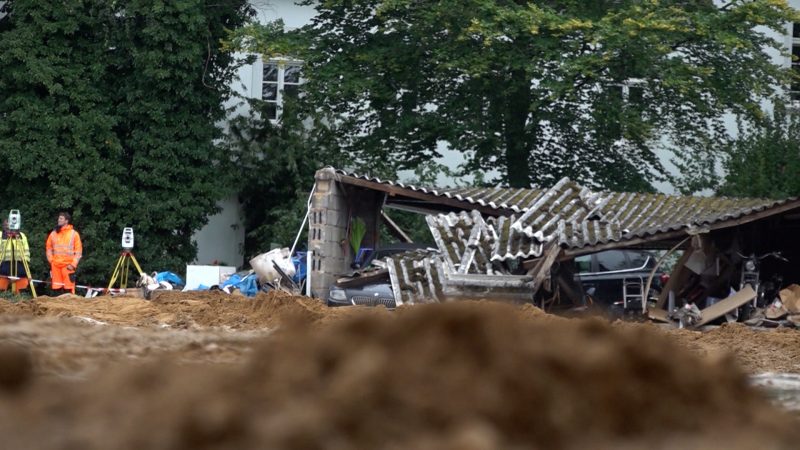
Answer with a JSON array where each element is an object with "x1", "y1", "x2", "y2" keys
[
  {"x1": 262, "y1": 60, "x2": 302, "y2": 121},
  {"x1": 626, "y1": 250, "x2": 653, "y2": 270},
  {"x1": 574, "y1": 255, "x2": 592, "y2": 273}
]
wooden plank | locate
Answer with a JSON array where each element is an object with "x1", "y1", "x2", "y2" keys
[
  {"x1": 335, "y1": 269, "x2": 390, "y2": 288},
  {"x1": 648, "y1": 308, "x2": 671, "y2": 323},
  {"x1": 528, "y1": 244, "x2": 562, "y2": 294},
  {"x1": 555, "y1": 271, "x2": 585, "y2": 307},
  {"x1": 643, "y1": 236, "x2": 690, "y2": 311},
  {"x1": 655, "y1": 247, "x2": 694, "y2": 309},
  {"x1": 695, "y1": 285, "x2": 756, "y2": 327},
  {"x1": 380, "y1": 210, "x2": 413, "y2": 243}
]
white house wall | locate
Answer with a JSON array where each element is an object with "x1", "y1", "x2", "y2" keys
[{"x1": 193, "y1": 196, "x2": 245, "y2": 267}]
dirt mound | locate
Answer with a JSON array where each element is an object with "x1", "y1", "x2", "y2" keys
[
  {"x1": 0, "y1": 301, "x2": 792, "y2": 449},
  {"x1": 664, "y1": 323, "x2": 800, "y2": 374},
  {"x1": 0, "y1": 290, "x2": 381, "y2": 330}
]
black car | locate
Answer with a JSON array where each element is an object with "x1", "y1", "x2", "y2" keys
[
  {"x1": 574, "y1": 249, "x2": 665, "y2": 311},
  {"x1": 327, "y1": 243, "x2": 433, "y2": 308},
  {"x1": 327, "y1": 279, "x2": 396, "y2": 308}
]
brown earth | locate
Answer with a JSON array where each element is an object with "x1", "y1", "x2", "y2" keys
[{"x1": 0, "y1": 292, "x2": 798, "y2": 449}]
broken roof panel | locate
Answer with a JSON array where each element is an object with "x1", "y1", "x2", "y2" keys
[
  {"x1": 487, "y1": 215, "x2": 544, "y2": 262},
  {"x1": 510, "y1": 178, "x2": 603, "y2": 237},
  {"x1": 426, "y1": 211, "x2": 501, "y2": 274},
  {"x1": 384, "y1": 246, "x2": 536, "y2": 305},
  {"x1": 385, "y1": 250, "x2": 447, "y2": 306}
]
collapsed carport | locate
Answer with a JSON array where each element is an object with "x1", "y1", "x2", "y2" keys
[{"x1": 306, "y1": 167, "x2": 800, "y2": 325}]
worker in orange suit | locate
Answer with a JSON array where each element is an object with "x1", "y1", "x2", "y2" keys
[{"x1": 46, "y1": 212, "x2": 82, "y2": 295}]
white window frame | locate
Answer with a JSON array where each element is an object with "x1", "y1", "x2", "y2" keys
[{"x1": 261, "y1": 58, "x2": 303, "y2": 122}]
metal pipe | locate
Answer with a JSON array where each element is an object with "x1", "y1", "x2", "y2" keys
[
  {"x1": 643, "y1": 236, "x2": 691, "y2": 312},
  {"x1": 290, "y1": 182, "x2": 317, "y2": 256}
]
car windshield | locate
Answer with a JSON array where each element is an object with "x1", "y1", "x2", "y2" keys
[
  {"x1": 597, "y1": 251, "x2": 628, "y2": 271},
  {"x1": 577, "y1": 250, "x2": 656, "y2": 274}
]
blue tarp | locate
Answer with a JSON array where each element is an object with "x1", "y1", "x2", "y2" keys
[
  {"x1": 220, "y1": 273, "x2": 259, "y2": 297},
  {"x1": 155, "y1": 271, "x2": 184, "y2": 286},
  {"x1": 292, "y1": 252, "x2": 307, "y2": 284}
]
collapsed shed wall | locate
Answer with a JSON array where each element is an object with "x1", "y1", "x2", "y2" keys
[{"x1": 309, "y1": 168, "x2": 385, "y2": 299}]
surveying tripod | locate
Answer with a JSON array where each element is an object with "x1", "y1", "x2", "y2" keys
[
  {"x1": 107, "y1": 250, "x2": 144, "y2": 293},
  {"x1": 0, "y1": 232, "x2": 36, "y2": 297}
]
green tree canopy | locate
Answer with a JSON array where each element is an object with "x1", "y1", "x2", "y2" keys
[
  {"x1": 719, "y1": 103, "x2": 800, "y2": 199},
  {"x1": 228, "y1": 0, "x2": 798, "y2": 192},
  {"x1": 0, "y1": 0, "x2": 253, "y2": 285},
  {"x1": 224, "y1": 98, "x2": 343, "y2": 259}
]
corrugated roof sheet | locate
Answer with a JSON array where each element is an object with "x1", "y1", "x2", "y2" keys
[
  {"x1": 426, "y1": 211, "x2": 505, "y2": 274},
  {"x1": 332, "y1": 168, "x2": 544, "y2": 213},
  {"x1": 384, "y1": 246, "x2": 536, "y2": 305},
  {"x1": 329, "y1": 167, "x2": 799, "y2": 251},
  {"x1": 385, "y1": 250, "x2": 447, "y2": 306},
  {"x1": 325, "y1": 167, "x2": 800, "y2": 305},
  {"x1": 597, "y1": 192, "x2": 789, "y2": 240}
]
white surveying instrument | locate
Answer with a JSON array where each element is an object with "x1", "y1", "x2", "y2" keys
[
  {"x1": 0, "y1": 210, "x2": 37, "y2": 297},
  {"x1": 107, "y1": 227, "x2": 144, "y2": 294},
  {"x1": 121, "y1": 227, "x2": 134, "y2": 249},
  {"x1": 8, "y1": 210, "x2": 21, "y2": 231}
]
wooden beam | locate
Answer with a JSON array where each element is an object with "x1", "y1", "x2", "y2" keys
[
  {"x1": 555, "y1": 271, "x2": 585, "y2": 307},
  {"x1": 642, "y1": 236, "x2": 690, "y2": 312},
  {"x1": 654, "y1": 247, "x2": 694, "y2": 310},
  {"x1": 528, "y1": 243, "x2": 563, "y2": 294},
  {"x1": 335, "y1": 269, "x2": 390, "y2": 288},
  {"x1": 695, "y1": 285, "x2": 756, "y2": 327},
  {"x1": 380, "y1": 210, "x2": 413, "y2": 243}
]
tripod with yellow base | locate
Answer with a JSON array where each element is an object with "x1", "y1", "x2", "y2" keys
[
  {"x1": 0, "y1": 232, "x2": 37, "y2": 298},
  {"x1": 107, "y1": 250, "x2": 144, "y2": 293}
]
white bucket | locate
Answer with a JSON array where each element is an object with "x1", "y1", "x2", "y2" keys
[{"x1": 250, "y1": 248, "x2": 296, "y2": 283}]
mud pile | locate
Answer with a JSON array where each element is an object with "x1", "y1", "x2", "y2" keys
[
  {"x1": 0, "y1": 301, "x2": 793, "y2": 449},
  {"x1": 0, "y1": 290, "x2": 382, "y2": 329},
  {"x1": 664, "y1": 323, "x2": 800, "y2": 374}
]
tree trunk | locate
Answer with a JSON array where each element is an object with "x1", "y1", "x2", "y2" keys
[{"x1": 504, "y1": 69, "x2": 533, "y2": 188}]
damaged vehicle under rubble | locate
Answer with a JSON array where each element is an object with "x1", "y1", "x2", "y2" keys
[
  {"x1": 574, "y1": 249, "x2": 667, "y2": 315},
  {"x1": 327, "y1": 243, "x2": 434, "y2": 308}
]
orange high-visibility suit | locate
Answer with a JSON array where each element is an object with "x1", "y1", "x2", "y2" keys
[{"x1": 46, "y1": 224, "x2": 82, "y2": 294}]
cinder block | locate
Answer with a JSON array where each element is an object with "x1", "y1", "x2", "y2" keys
[
  {"x1": 327, "y1": 209, "x2": 348, "y2": 227},
  {"x1": 314, "y1": 241, "x2": 345, "y2": 258}
]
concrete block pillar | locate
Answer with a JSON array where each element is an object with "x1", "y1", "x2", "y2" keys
[{"x1": 309, "y1": 168, "x2": 348, "y2": 299}]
